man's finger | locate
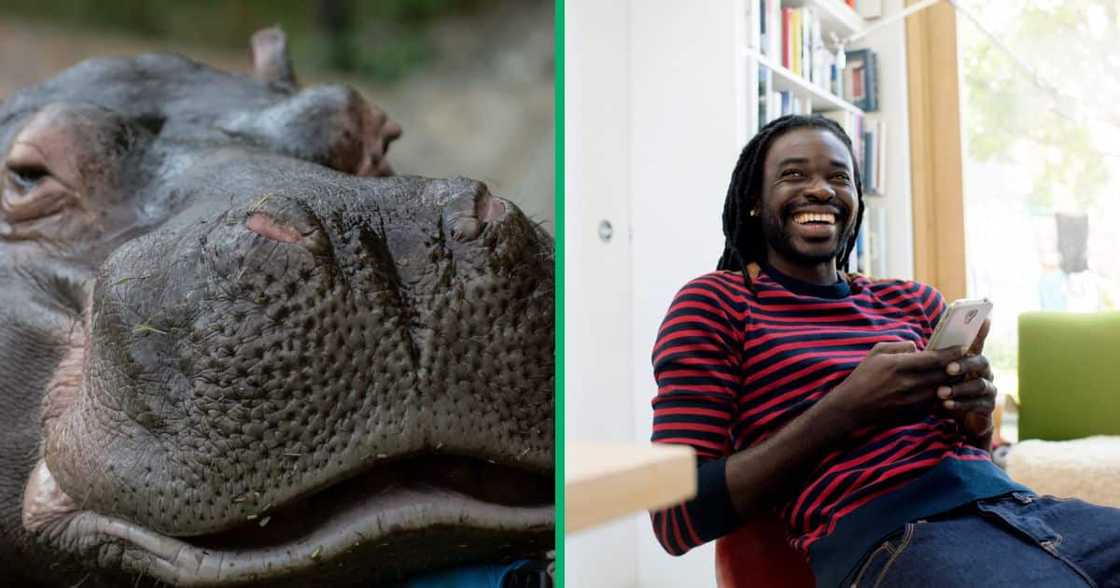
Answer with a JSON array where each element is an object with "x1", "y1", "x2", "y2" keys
[
  {"x1": 968, "y1": 318, "x2": 992, "y2": 356},
  {"x1": 938, "y1": 379, "x2": 995, "y2": 401},
  {"x1": 869, "y1": 341, "x2": 918, "y2": 356},
  {"x1": 896, "y1": 346, "x2": 964, "y2": 372},
  {"x1": 909, "y1": 370, "x2": 957, "y2": 391},
  {"x1": 945, "y1": 354, "x2": 990, "y2": 379},
  {"x1": 943, "y1": 398, "x2": 996, "y2": 413}
]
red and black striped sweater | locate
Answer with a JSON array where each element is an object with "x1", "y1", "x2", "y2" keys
[{"x1": 650, "y1": 263, "x2": 1025, "y2": 584}]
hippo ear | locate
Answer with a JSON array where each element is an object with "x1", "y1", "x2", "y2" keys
[
  {"x1": 218, "y1": 85, "x2": 400, "y2": 176},
  {"x1": 250, "y1": 26, "x2": 297, "y2": 88}
]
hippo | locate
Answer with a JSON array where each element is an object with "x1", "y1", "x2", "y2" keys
[{"x1": 0, "y1": 28, "x2": 554, "y2": 587}]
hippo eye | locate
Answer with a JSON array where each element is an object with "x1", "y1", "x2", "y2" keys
[
  {"x1": 2, "y1": 159, "x2": 71, "y2": 223},
  {"x1": 6, "y1": 163, "x2": 50, "y2": 191}
]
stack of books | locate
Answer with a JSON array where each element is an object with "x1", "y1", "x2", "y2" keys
[
  {"x1": 755, "y1": 1, "x2": 881, "y2": 112},
  {"x1": 759, "y1": 2, "x2": 843, "y2": 97}
]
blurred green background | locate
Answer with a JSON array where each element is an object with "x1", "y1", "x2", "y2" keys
[
  {"x1": 0, "y1": 0, "x2": 499, "y2": 82},
  {"x1": 0, "y1": 0, "x2": 555, "y2": 233}
]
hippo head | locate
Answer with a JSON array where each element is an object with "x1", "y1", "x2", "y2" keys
[{"x1": 1, "y1": 29, "x2": 553, "y2": 586}]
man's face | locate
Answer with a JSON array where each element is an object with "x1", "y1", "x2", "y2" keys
[{"x1": 759, "y1": 128, "x2": 859, "y2": 268}]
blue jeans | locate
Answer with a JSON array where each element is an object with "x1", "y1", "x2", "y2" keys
[
  {"x1": 845, "y1": 493, "x2": 1120, "y2": 587},
  {"x1": 405, "y1": 560, "x2": 550, "y2": 587}
]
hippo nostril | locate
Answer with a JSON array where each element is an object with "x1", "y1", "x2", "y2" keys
[
  {"x1": 479, "y1": 197, "x2": 507, "y2": 223},
  {"x1": 449, "y1": 218, "x2": 480, "y2": 242},
  {"x1": 444, "y1": 190, "x2": 510, "y2": 242},
  {"x1": 246, "y1": 212, "x2": 302, "y2": 244}
]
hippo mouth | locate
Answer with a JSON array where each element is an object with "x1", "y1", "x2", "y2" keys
[
  {"x1": 25, "y1": 453, "x2": 553, "y2": 586},
  {"x1": 19, "y1": 172, "x2": 555, "y2": 585}
]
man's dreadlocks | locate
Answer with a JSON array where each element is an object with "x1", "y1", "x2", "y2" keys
[{"x1": 716, "y1": 114, "x2": 865, "y2": 290}]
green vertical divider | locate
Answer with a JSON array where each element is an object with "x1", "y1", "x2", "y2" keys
[{"x1": 554, "y1": 0, "x2": 566, "y2": 585}]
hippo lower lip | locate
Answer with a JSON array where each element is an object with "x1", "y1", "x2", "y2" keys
[{"x1": 26, "y1": 454, "x2": 552, "y2": 586}]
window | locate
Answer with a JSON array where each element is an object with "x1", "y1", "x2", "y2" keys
[{"x1": 958, "y1": 0, "x2": 1120, "y2": 419}]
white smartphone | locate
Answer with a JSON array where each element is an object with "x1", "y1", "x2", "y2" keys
[{"x1": 926, "y1": 298, "x2": 993, "y2": 351}]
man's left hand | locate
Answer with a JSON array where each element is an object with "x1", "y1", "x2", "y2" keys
[{"x1": 936, "y1": 319, "x2": 997, "y2": 447}]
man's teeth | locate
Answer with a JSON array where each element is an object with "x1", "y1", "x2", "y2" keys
[{"x1": 792, "y1": 212, "x2": 836, "y2": 225}]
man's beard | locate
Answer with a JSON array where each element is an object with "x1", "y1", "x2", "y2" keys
[{"x1": 760, "y1": 209, "x2": 854, "y2": 265}]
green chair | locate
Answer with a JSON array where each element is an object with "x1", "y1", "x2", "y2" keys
[{"x1": 1017, "y1": 311, "x2": 1120, "y2": 441}]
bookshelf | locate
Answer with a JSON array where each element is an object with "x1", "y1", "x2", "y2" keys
[
  {"x1": 736, "y1": 0, "x2": 910, "y2": 279},
  {"x1": 752, "y1": 51, "x2": 862, "y2": 115},
  {"x1": 740, "y1": 0, "x2": 872, "y2": 136}
]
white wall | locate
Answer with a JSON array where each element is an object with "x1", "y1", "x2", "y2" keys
[
  {"x1": 565, "y1": 0, "x2": 740, "y2": 585},
  {"x1": 563, "y1": 0, "x2": 639, "y2": 586},
  {"x1": 628, "y1": 2, "x2": 744, "y2": 587}
]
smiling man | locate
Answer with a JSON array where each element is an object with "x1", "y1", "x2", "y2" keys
[{"x1": 649, "y1": 115, "x2": 1120, "y2": 586}]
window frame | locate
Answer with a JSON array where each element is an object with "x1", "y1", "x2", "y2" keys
[{"x1": 905, "y1": 0, "x2": 967, "y2": 300}]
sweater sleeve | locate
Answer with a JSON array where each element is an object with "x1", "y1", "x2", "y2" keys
[
  {"x1": 918, "y1": 283, "x2": 947, "y2": 329},
  {"x1": 648, "y1": 275, "x2": 744, "y2": 555}
]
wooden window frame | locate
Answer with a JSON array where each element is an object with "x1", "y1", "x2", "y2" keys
[{"x1": 906, "y1": 0, "x2": 966, "y2": 300}]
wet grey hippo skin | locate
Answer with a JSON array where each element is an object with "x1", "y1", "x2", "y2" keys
[{"x1": 0, "y1": 29, "x2": 554, "y2": 587}]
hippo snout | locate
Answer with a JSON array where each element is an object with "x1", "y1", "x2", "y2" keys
[
  {"x1": 245, "y1": 212, "x2": 306, "y2": 244},
  {"x1": 26, "y1": 170, "x2": 552, "y2": 585},
  {"x1": 437, "y1": 181, "x2": 511, "y2": 242}
]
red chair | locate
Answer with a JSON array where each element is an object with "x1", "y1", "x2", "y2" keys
[{"x1": 715, "y1": 513, "x2": 815, "y2": 588}]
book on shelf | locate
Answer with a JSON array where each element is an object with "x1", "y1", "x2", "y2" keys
[
  {"x1": 849, "y1": 205, "x2": 886, "y2": 277},
  {"x1": 760, "y1": 0, "x2": 788, "y2": 64},
  {"x1": 758, "y1": 66, "x2": 769, "y2": 128},
  {"x1": 786, "y1": 8, "x2": 799, "y2": 75},
  {"x1": 860, "y1": 118, "x2": 886, "y2": 195},
  {"x1": 874, "y1": 118, "x2": 886, "y2": 192},
  {"x1": 843, "y1": 48, "x2": 879, "y2": 112}
]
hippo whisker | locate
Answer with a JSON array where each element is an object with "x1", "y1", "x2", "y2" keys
[
  {"x1": 110, "y1": 274, "x2": 152, "y2": 287},
  {"x1": 247, "y1": 193, "x2": 274, "y2": 212},
  {"x1": 132, "y1": 323, "x2": 167, "y2": 336}
]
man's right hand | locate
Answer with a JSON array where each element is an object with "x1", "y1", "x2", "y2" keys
[
  {"x1": 822, "y1": 341, "x2": 965, "y2": 429},
  {"x1": 721, "y1": 341, "x2": 962, "y2": 519}
]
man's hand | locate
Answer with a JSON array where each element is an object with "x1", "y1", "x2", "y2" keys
[
  {"x1": 937, "y1": 319, "x2": 997, "y2": 447},
  {"x1": 821, "y1": 341, "x2": 965, "y2": 430}
]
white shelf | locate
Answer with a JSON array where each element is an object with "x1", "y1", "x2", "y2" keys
[
  {"x1": 751, "y1": 48, "x2": 864, "y2": 115},
  {"x1": 786, "y1": 0, "x2": 867, "y2": 40}
]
